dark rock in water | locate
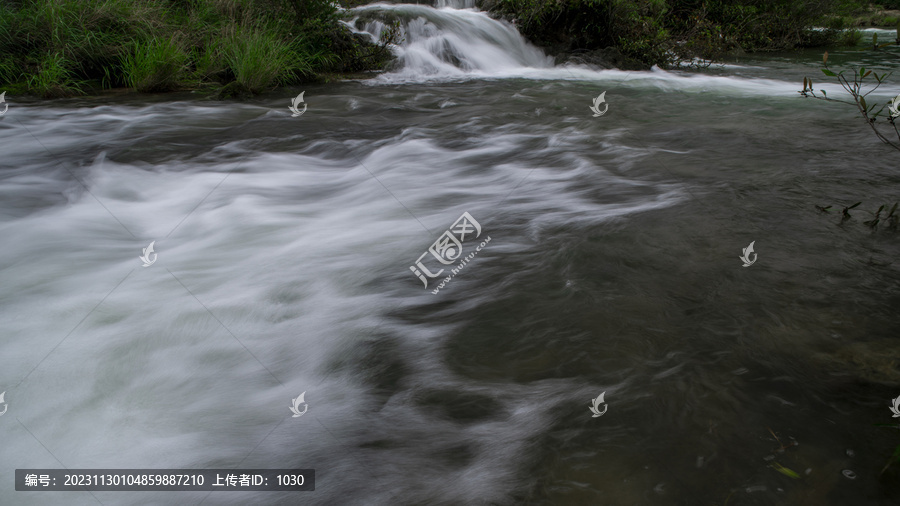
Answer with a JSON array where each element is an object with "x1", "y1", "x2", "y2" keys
[
  {"x1": 216, "y1": 81, "x2": 253, "y2": 100},
  {"x1": 554, "y1": 47, "x2": 648, "y2": 71}
]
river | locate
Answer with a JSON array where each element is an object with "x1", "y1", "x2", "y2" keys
[{"x1": 1, "y1": 2, "x2": 899, "y2": 505}]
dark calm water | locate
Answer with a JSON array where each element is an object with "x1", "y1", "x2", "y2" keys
[{"x1": 1, "y1": 4, "x2": 899, "y2": 504}]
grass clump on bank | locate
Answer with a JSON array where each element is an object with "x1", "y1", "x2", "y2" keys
[
  {"x1": 121, "y1": 36, "x2": 189, "y2": 92},
  {"x1": 0, "y1": 0, "x2": 395, "y2": 98},
  {"x1": 486, "y1": 0, "x2": 871, "y2": 68}
]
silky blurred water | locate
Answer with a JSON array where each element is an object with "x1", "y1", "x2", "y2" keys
[{"x1": 1, "y1": 6, "x2": 899, "y2": 506}]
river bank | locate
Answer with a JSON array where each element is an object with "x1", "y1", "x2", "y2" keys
[
  {"x1": 0, "y1": 0, "x2": 396, "y2": 99},
  {"x1": 0, "y1": 0, "x2": 884, "y2": 99}
]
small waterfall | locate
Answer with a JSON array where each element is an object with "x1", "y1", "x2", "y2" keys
[
  {"x1": 434, "y1": 0, "x2": 476, "y2": 8},
  {"x1": 345, "y1": 3, "x2": 552, "y2": 80}
]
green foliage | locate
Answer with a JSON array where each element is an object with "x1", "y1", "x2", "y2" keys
[
  {"x1": 26, "y1": 51, "x2": 84, "y2": 97},
  {"x1": 803, "y1": 53, "x2": 900, "y2": 154},
  {"x1": 840, "y1": 28, "x2": 863, "y2": 45},
  {"x1": 493, "y1": 0, "x2": 871, "y2": 68},
  {"x1": 0, "y1": 0, "x2": 391, "y2": 96},
  {"x1": 221, "y1": 26, "x2": 312, "y2": 93},
  {"x1": 826, "y1": 15, "x2": 850, "y2": 30},
  {"x1": 122, "y1": 36, "x2": 188, "y2": 92}
]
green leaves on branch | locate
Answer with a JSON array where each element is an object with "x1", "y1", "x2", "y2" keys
[{"x1": 809, "y1": 52, "x2": 900, "y2": 152}]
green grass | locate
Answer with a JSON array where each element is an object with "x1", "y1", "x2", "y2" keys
[
  {"x1": 222, "y1": 26, "x2": 312, "y2": 93},
  {"x1": 122, "y1": 36, "x2": 189, "y2": 92},
  {"x1": 0, "y1": 0, "x2": 391, "y2": 97},
  {"x1": 26, "y1": 51, "x2": 84, "y2": 98}
]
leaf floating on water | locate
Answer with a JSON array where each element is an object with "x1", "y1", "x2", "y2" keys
[{"x1": 771, "y1": 463, "x2": 801, "y2": 479}]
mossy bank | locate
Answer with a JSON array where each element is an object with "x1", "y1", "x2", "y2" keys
[{"x1": 0, "y1": 0, "x2": 396, "y2": 99}]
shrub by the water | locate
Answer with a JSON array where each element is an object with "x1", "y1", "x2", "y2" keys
[{"x1": 840, "y1": 27, "x2": 864, "y2": 45}]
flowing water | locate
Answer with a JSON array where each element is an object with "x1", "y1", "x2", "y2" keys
[{"x1": 1, "y1": 3, "x2": 899, "y2": 505}]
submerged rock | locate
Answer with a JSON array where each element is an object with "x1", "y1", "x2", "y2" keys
[
  {"x1": 554, "y1": 46, "x2": 648, "y2": 70},
  {"x1": 812, "y1": 339, "x2": 900, "y2": 386}
]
